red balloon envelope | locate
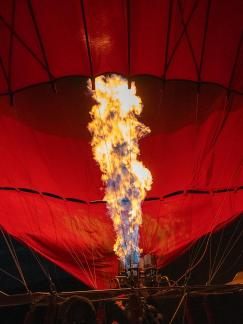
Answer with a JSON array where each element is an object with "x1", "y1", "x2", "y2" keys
[{"x1": 0, "y1": 0, "x2": 242, "y2": 288}]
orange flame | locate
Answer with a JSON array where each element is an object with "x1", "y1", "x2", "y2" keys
[{"x1": 88, "y1": 75, "x2": 152, "y2": 267}]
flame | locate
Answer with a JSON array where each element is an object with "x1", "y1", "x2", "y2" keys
[{"x1": 88, "y1": 75, "x2": 152, "y2": 268}]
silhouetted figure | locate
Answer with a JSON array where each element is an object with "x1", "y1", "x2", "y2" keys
[{"x1": 58, "y1": 296, "x2": 96, "y2": 324}]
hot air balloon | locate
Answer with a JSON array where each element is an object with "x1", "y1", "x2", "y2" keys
[{"x1": 0, "y1": 0, "x2": 242, "y2": 323}]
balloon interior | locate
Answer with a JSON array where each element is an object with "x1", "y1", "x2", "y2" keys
[
  {"x1": 88, "y1": 75, "x2": 152, "y2": 270},
  {"x1": 0, "y1": 0, "x2": 242, "y2": 322}
]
